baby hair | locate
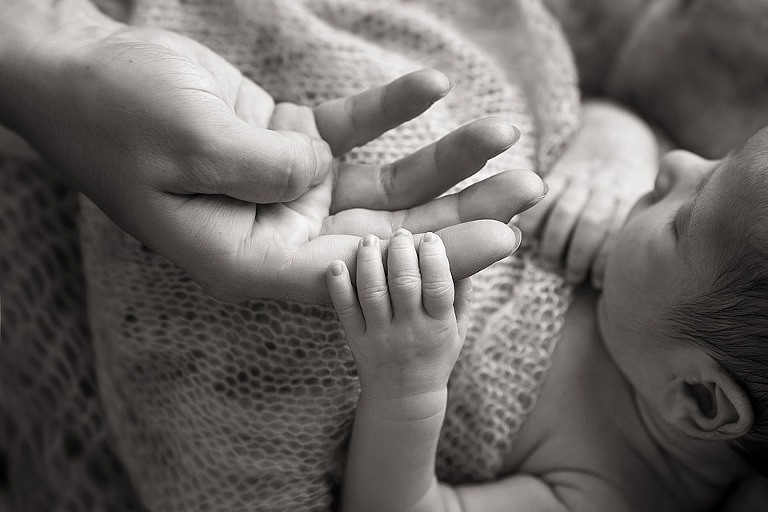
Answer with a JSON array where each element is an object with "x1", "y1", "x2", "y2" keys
[{"x1": 665, "y1": 139, "x2": 768, "y2": 475}]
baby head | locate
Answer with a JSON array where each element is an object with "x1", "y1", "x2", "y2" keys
[{"x1": 598, "y1": 126, "x2": 768, "y2": 475}]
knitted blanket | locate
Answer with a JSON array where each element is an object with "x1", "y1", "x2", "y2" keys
[{"x1": 0, "y1": 1, "x2": 579, "y2": 510}]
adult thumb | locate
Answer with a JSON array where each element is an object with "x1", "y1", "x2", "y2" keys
[{"x1": 190, "y1": 120, "x2": 334, "y2": 204}]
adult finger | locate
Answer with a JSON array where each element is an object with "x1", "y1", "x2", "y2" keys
[
  {"x1": 179, "y1": 121, "x2": 334, "y2": 203},
  {"x1": 266, "y1": 103, "x2": 328, "y2": 189},
  {"x1": 322, "y1": 170, "x2": 545, "y2": 238},
  {"x1": 516, "y1": 173, "x2": 564, "y2": 243},
  {"x1": 387, "y1": 229, "x2": 423, "y2": 320},
  {"x1": 314, "y1": 69, "x2": 452, "y2": 156},
  {"x1": 539, "y1": 184, "x2": 590, "y2": 266},
  {"x1": 232, "y1": 75, "x2": 275, "y2": 129},
  {"x1": 331, "y1": 117, "x2": 521, "y2": 212},
  {"x1": 454, "y1": 278, "x2": 473, "y2": 341},
  {"x1": 436, "y1": 221, "x2": 521, "y2": 282},
  {"x1": 272, "y1": 220, "x2": 520, "y2": 304},
  {"x1": 418, "y1": 232, "x2": 454, "y2": 319},
  {"x1": 268, "y1": 103, "x2": 322, "y2": 138},
  {"x1": 564, "y1": 191, "x2": 616, "y2": 284}
]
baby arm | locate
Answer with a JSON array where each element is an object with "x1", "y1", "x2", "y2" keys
[
  {"x1": 328, "y1": 229, "x2": 471, "y2": 512},
  {"x1": 518, "y1": 100, "x2": 661, "y2": 288},
  {"x1": 328, "y1": 232, "x2": 576, "y2": 512}
]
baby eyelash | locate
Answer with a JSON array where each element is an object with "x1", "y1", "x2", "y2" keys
[{"x1": 669, "y1": 209, "x2": 681, "y2": 240}]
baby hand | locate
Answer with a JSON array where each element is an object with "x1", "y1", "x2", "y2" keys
[
  {"x1": 327, "y1": 229, "x2": 472, "y2": 399},
  {"x1": 517, "y1": 101, "x2": 659, "y2": 288}
]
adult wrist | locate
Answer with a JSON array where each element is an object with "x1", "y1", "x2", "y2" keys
[{"x1": 0, "y1": 0, "x2": 121, "y2": 135}]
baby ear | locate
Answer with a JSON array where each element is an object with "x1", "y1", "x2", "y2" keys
[{"x1": 666, "y1": 363, "x2": 753, "y2": 441}]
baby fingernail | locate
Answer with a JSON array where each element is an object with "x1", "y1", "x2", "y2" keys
[
  {"x1": 527, "y1": 181, "x2": 550, "y2": 207},
  {"x1": 423, "y1": 232, "x2": 437, "y2": 243},
  {"x1": 362, "y1": 234, "x2": 379, "y2": 246},
  {"x1": 394, "y1": 228, "x2": 412, "y2": 237},
  {"x1": 330, "y1": 261, "x2": 344, "y2": 276}
]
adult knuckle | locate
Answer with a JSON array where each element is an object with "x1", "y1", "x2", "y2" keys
[
  {"x1": 379, "y1": 162, "x2": 399, "y2": 207},
  {"x1": 281, "y1": 134, "x2": 316, "y2": 200}
]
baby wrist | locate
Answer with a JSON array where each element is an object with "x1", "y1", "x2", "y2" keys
[{"x1": 358, "y1": 387, "x2": 448, "y2": 422}]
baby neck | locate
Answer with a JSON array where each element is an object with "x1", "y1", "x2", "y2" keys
[{"x1": 632, "y1": 392, "x2": 752, "y2": 507}]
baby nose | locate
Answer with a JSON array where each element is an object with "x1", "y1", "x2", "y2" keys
[{"x1": 659, "y1": 150, "x2": 716, "y2": 188}]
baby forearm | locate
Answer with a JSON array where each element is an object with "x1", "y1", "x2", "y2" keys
[{"x1": 342, "y1": 390, "x2": 451, "y2": 512}]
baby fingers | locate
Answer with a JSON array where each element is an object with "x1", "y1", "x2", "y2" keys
[
  {"x1": 418, "y1": 232, "x2": 455, "y2": 319},
  {"x1": 540, "y1": 183, "x2": 590, "y2": 266},
  {"x1": 564, "y1": 191, "x2": 615, "y2": 284},
  {"x1": 356, "y1": 234, "x2": 392, "y2": 329},
  {"x1": 386, "y1": 229, "x2": 423, "y2": 320},
  {"x1": 327, "y1": 260, "x2": 365, "y2": 336}
]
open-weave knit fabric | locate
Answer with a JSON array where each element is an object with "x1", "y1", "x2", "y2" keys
[{"x1": 0, "y1": 0, "x2": 579, "y2": 510}]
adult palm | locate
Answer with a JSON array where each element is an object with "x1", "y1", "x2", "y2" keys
[{"x1": 258, "y1": 96, "x2": 542, "y2": 303}]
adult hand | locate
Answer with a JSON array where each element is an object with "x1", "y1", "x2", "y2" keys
[
  {"x1": 266, "y1": 83, "x2": 545, "y2": 303},
  {"x1": 517, "y1": 101, "x2": 657, "y2": 288},
  {"x1": 2, "y1": 9, "x2": 544, "y2": 303}
]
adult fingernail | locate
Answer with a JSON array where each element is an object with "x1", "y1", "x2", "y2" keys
[
  {"x1": 511, "y1": 125, "x2": 521, "y2": 145},
  {"x1": 522, "y1": 181, "x2": 549, "y2": 210},
  {"x1": 433, "y1": 74, "x2": 455, "y2": 101},
  {"x1": 330, "y1": 261, "x2": 344, "y2": 276},
  {"x1": 498, "y1": 123, "x2": 522, "y2": 152},
  {"x1": 362, "y1": 234, "x2": 379, "y2": 247},
  {"x1": 311, "y1": 139, "x2": 332, "y2": 184},
  {"x1": 511, "y1": 225, "x2": 522, "y2": 252}
]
